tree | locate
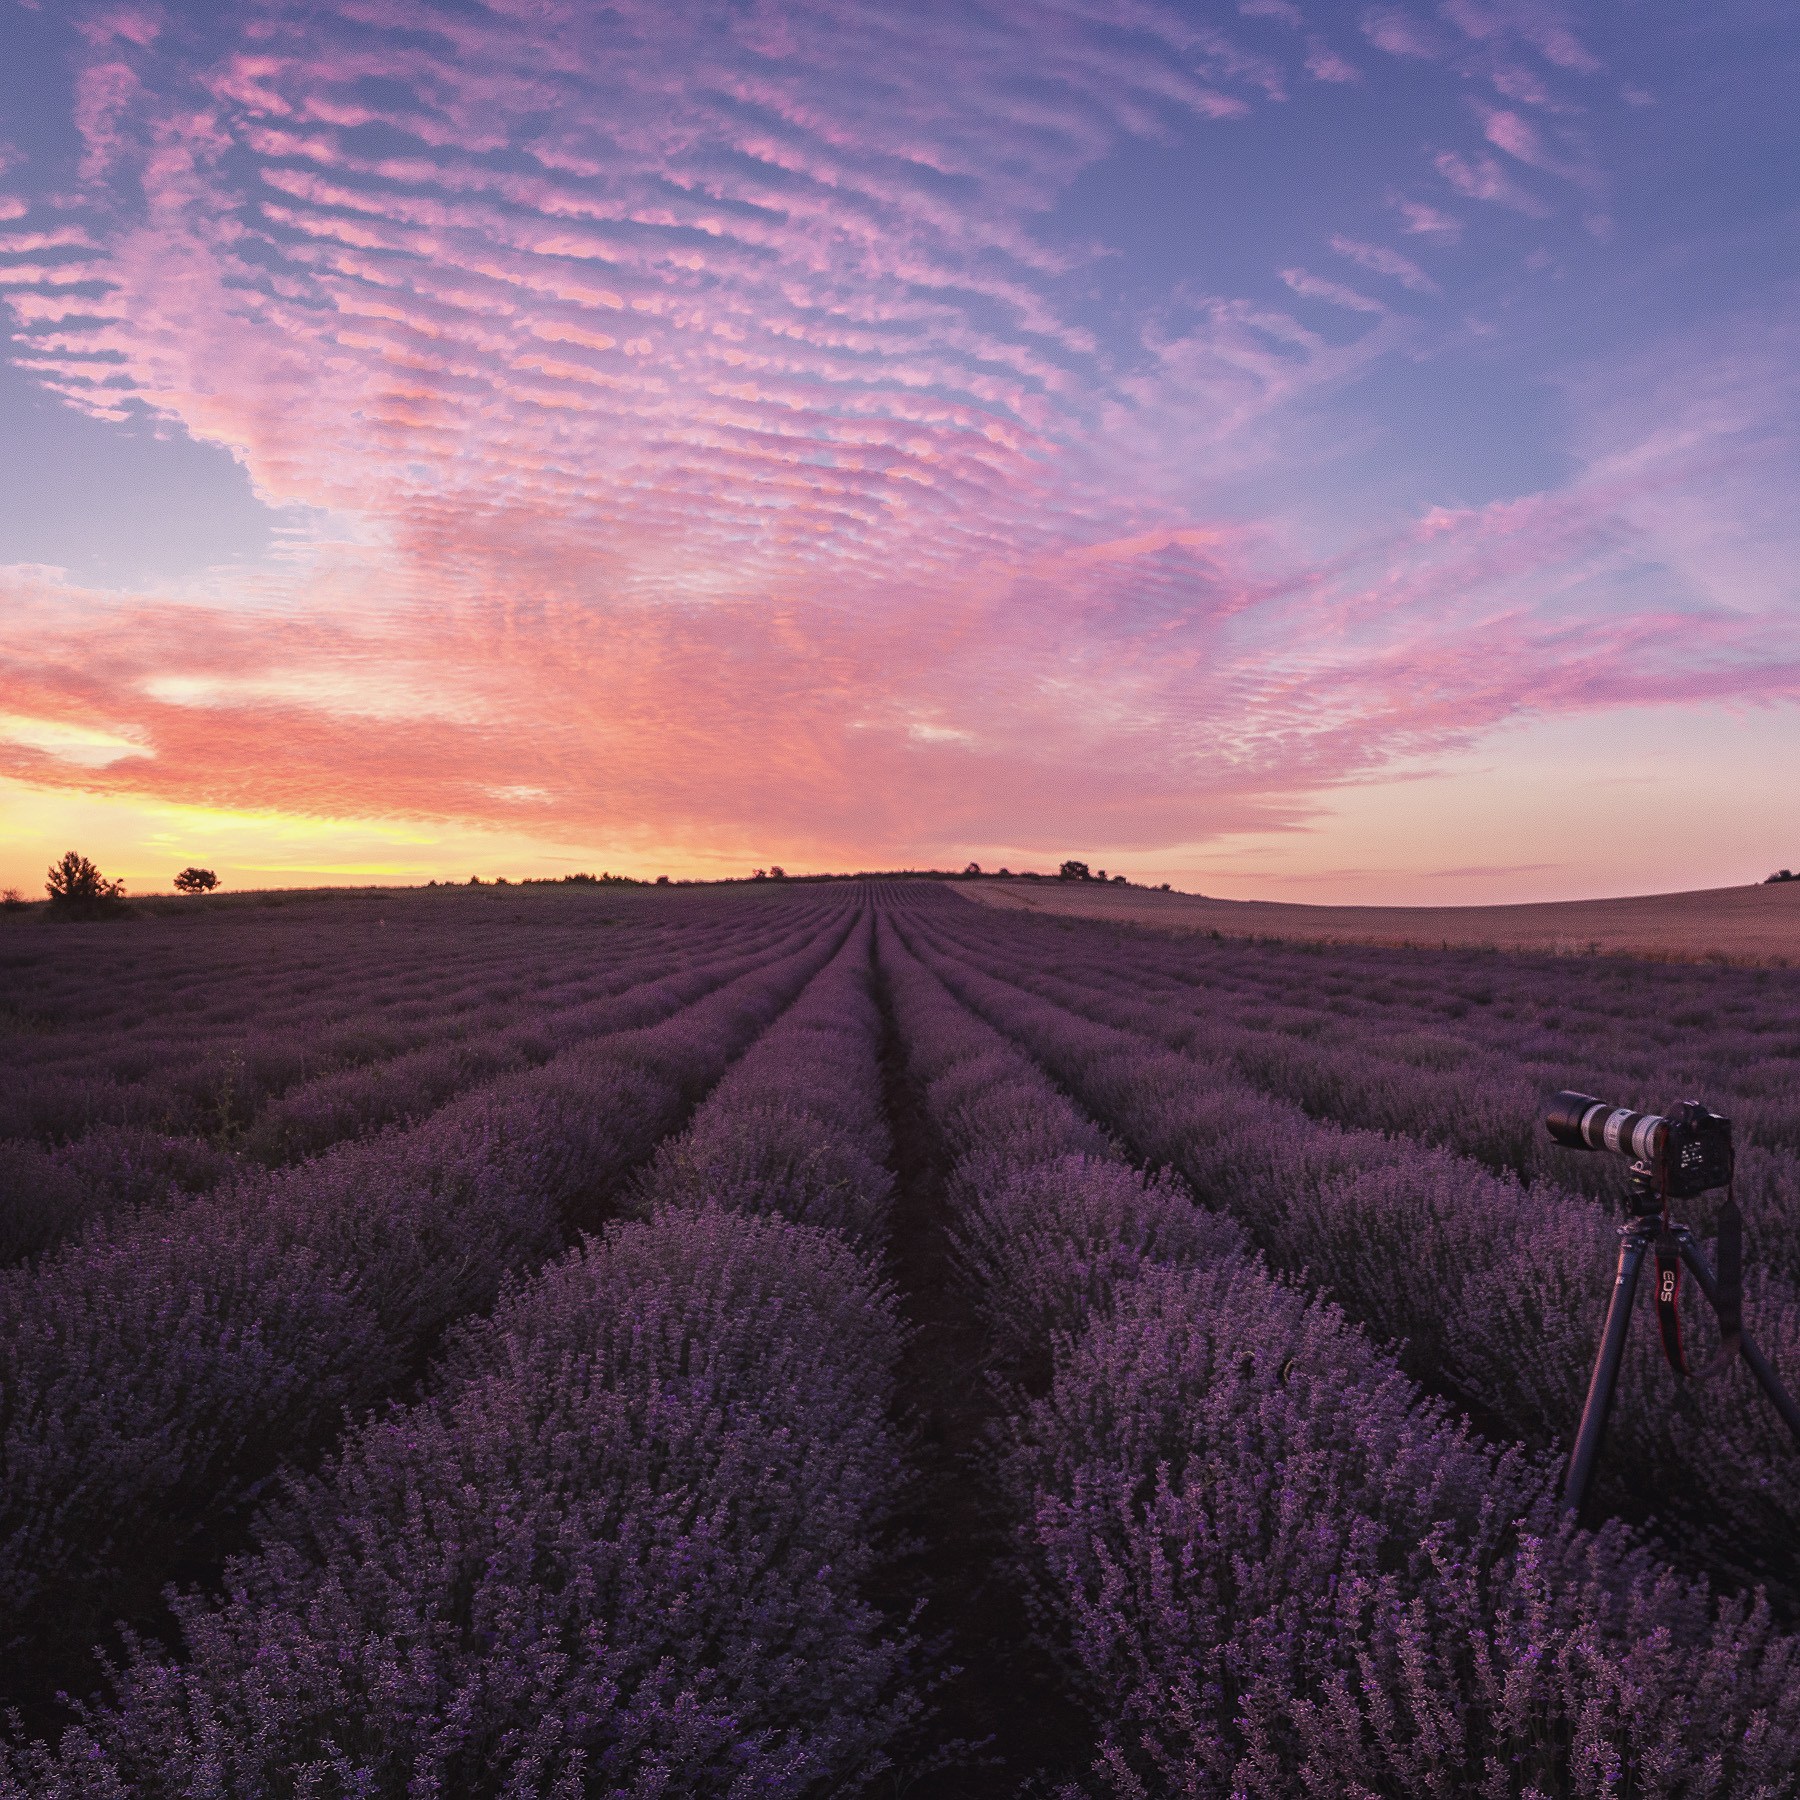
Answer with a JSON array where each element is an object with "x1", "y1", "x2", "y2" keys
[
  {"x1": 769, "y1": 866, "x2": 787, "y2": 880},
  {"x1": 1059, "y1": 859, "x2": 1090, "y2": 881},
  {"x1": 963, "y1": 862, "x2": 981, "y2": 877},
  {"x1": 46, "y1": 851, "x2": 124, "y2": 907},
  {"x1": 173, "y1": 867, "x2": 219, "y2": 894}
]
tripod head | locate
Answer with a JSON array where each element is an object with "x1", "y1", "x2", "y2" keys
[{"x1": 1622, "y1": 1162, "x2": 1664, "y2": 1218}]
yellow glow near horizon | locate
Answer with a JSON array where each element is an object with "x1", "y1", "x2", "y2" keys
[
  {"x1": 4, "y1": 700, "x2": 1795, "y2": 906},
  {"x1": 0, "y1": 778, "x2": 727, "y2": 896}
]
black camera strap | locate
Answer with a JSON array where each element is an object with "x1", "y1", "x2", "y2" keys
[{"x1": 1694, "y1": 1185, "x2": 1744, "y2": 1379}]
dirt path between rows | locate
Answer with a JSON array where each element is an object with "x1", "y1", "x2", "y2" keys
[{"x1": 871, "y1": 961, "x2": 1092, "y2": 1798}]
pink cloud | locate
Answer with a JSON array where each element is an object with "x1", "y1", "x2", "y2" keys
[
  {"x1": 1488, "y1": 64, "x2": 1556, "y2": 108},
  {"x1": 1475, "y1": 104, "x2": 1606, "y2": 196},
  {"x1": 1328, "y1": 235, "x2": 1440, "y2": 294},
  {"x1": 1304, "y1": 39, "x2": 1363, "y2": 82},
  {"x1": 1359, "y1": 7, "x2": 1444, "y2": 60},
  {"x1": 1386, "y1": 193, "x2": 1464, "y2": 242},
  {"x1": 1439, "y1": 0, "x2": 1602, "y2": 73},
  {"x1": 75, "y1": 5, "x2": 163, "y2": 50},
  {"x1": 1239, "y1": 0, "x2": 1303, "y2": 25},
  {"x1": 1433, "y1": 149, "x2": 1551, "y2": 216},
  {"x1": 1281, "y1": 268, "x2": 1387, "y2": 314}
]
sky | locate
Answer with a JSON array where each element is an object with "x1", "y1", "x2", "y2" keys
[{"x1": 1, "y1": 0, "x2": 1796, "y2": 903}]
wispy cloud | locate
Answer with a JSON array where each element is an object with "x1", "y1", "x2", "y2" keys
[
  {"x1": 1329, "y1": 235, "x2": 1441, "y2": 294},
  {"x1": 1438, "y1": 0, "x2": 1603, "y2": 74},
  {"x1": 1433, "y1": 149, "x2": 1551, "y2": 216},
  {"x1": 1281, "y1": 267, "x2": 1388, "y2": 313},
  {"x1": 1304, "y1": 38, "x2": 1364, "y2": 82},
  {"x1": 1475, "y1": 104, "x2": 1605, "y2": 196},
  {"x1": 1386, "y1": 193, "x2": 1464, "y2": 242},
  {"x1": 1359, "y1": 7, "x2": 1446, "y2": 60},
  {"x1": 0, "y1": 711, "x2": 152, "y2": 768}
]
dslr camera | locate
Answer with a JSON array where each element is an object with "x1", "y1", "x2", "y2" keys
[{"x1": 1545, "y1": 1091, "x2": 1733, "y2": 1207}]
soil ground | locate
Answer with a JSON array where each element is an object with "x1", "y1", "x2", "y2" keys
[
  {"x1": 962, "y1": 877, "x2": 1800, "y2": 964},
  {"x1": 871, "y1": 966, "x2": 1093, "y2": 1797}
]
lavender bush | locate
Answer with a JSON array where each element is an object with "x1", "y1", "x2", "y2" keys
[
  {"x1": 0, "y1": 1207, "x2": 918, "y2": 1798},
  {"x1": 907, "y1": 912, "x2": 1800, "y2": 1585},
  {"x1": 0, "y1": 1129, "x2": 237, "y2": 1264},
  {"x1": 1007, "y1": 1259, "x2": 1800, "y2": 1798},
  {"x1": 950, "y1": 1155, "x2": 1246, "y2": 1386},
  {"x1": 636, "y1": 913, "x2": 896, "y2": 1248},
  {"x1": 0, "y1": 914, "x2": 853, "y2": 1704},
  {"x1": 0, "y1": 900, "x2": 835, "y2": 1263},
  {"x1": 879, "y1": 895, "x2": 1800, "y2": 1795}
]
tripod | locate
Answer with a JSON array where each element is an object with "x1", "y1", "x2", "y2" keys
[{"x1": 1565, "y1": 1166, "x2": 1800, "y2": 1518}]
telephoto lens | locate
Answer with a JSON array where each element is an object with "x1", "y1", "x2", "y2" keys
[
  {"x1": 1544, "y1": 1091, "x2": 1733, "y2": 1201},
  {"x1": 1545, "y1": 1091, "x2": 1667, "y2": 1162}
]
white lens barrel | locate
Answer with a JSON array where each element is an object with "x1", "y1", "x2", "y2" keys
[{"x1": 1584, "y1": 1104, "x2": 1665, "y2": 1160}]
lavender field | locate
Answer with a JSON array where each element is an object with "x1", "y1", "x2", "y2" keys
[{"x1": 3, "y1": 881, "x2": 1799, "y2": 1798}]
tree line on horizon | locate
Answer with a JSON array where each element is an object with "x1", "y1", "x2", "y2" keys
[{"x1": 0, "y1": 853, "x2": 220, "y2": 917}]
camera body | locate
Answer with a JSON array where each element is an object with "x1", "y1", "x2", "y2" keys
[{"x1": 1545, "y1": 1091, "x2": 1734, "y2": 1205}]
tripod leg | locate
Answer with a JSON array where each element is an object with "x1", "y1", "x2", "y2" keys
[
  {"x1": 1564, "y1": 1227, "x2": 1652, "y2": 1519},
  {"x1": 1676, "y1": 1239, "x2": 1800, "y2": 1448}
]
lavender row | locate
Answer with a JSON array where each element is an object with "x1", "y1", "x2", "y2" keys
[
  {"x1": 878, "y1": 915, "x2": 1245, "y2": 1383},
  {"x1": 636, "y1": 909, "x2": 896, "y2": 1251},
  {"x1": 944, "y1": 912, "x2": 1800, "y2": 1287},
  {"x1": 0, "y1": 913, "x2": 854, "y2": 1706},
  {"x1": 905, "y1": 912, "x2": 1800, "y2": 1593},
  {"x1": 0, "y1": 895, "x2": 784, "y2": 1096},
  {"x1": 878, "y1": 905, "x2": 1800, "y2": 1795},
  {"x1": 920, "y1": 900, "x2": 1800, "y2": 1404},
  {"x1": 0, "y1": 882, "x2": 737, "y2": 1051},
  {"x1": 937, "y1": 898, "x2": 1800, "y2": 1168},
  {"x1": 0, "y1": 906, "x2": 834, "y2": 1264},
  {"x1": 0, "y1": 1204, "x2": 919, "y2": 1797},
  {"x1": 930, "y1": 903, "x2": 1607, "y2": 1191},
  {"x1": 0, "y1": 897, "x2": 820, "y2": 1147},
  {"x1": 1055, "y1": 902, "x2": 1800, "y2": 1129},
  {"x1": 232, "y1": 905, "x2": 833, "y2": 1167},
  {"x1": 0, "y1": 890, "x2": 664, "y2": 1081}
]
